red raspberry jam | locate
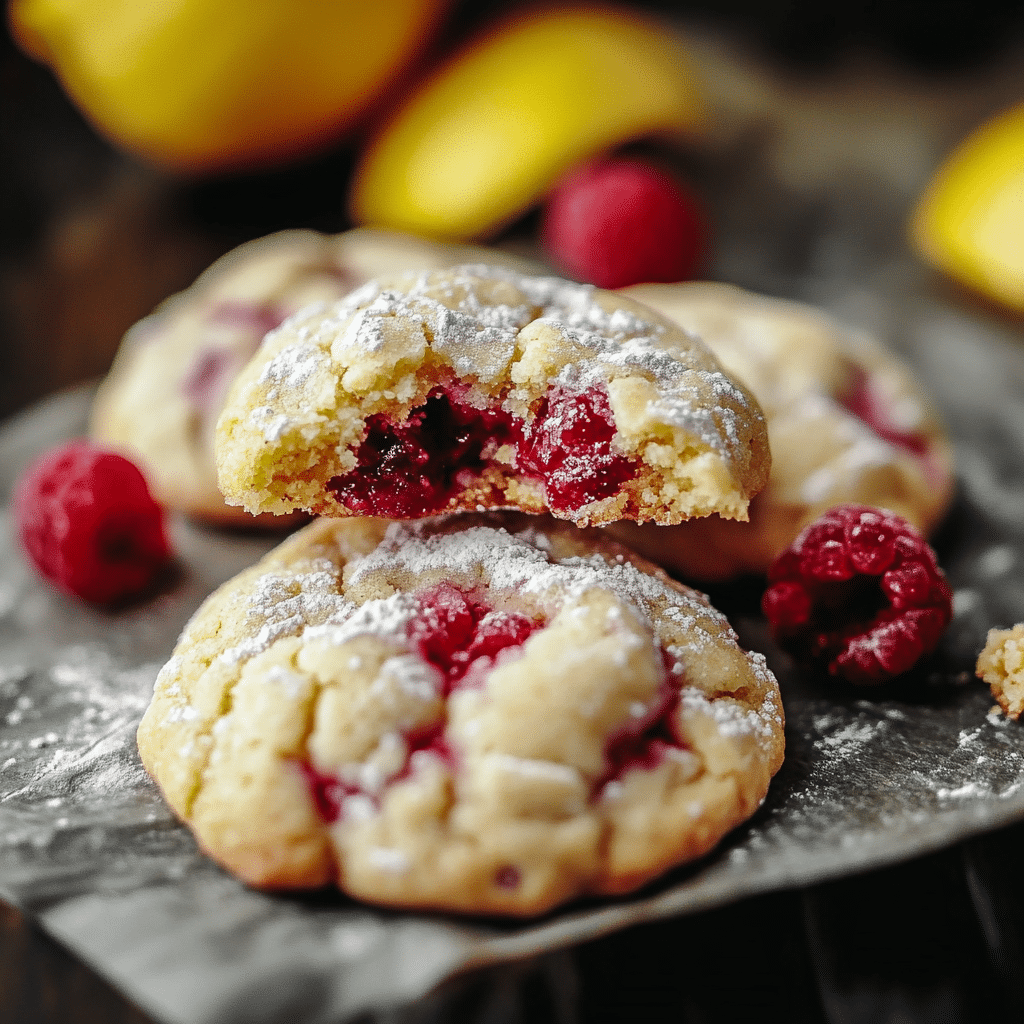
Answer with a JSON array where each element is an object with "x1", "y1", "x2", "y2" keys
[
  {"x1": 180, "y1": 347, "x2": 238, "y2": 406},
  {"x1": 839, "y1": 366, "x2": 928, "y2": 457},
  {"x1": 403, "y1": 720, "x2": 455, "y2": 771},
  {"x1": 327, "y1": 382, "x2": 638, "y2": 518},
  {"x1": 494, "y1": 865, "x2": 522, "y2": 889},
  {"x1": 408, "y1": 582, "x2": 539, "y2": 694},
  {"x1": 327, "y1": 388, "x2": 518, "y2": 517},
  {"x1": 597, "y1": 663, "x2": 686, "y2": 794},
  {"x1": 762, "y1": 504, "x2": 952, "y2": 684},
  {"x1": 297, "y1": 760, "x2": 357, "y2": 824},
  {"x1": 208, "y1": 299, "x2": 288, "y2": 336},
  {"x1": 14, "y1": 440, "x2": 172, "y2": 605}
]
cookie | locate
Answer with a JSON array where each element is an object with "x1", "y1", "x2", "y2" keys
[
  {"x1": 214, "y1": 266, "x2": 770, "y2": 527},
  {"x1": 90, "y1": 229, "x2": 536, "y2": 524},
  {"x1": 608, "y1": 283, "x2": 955, "y2": 580},
  {"x1": 977, "y1": 625, "x2": 1024, "y2": 720},
  {"x1": 137, "y1": 513, "x2": 784, "y2": 916}
]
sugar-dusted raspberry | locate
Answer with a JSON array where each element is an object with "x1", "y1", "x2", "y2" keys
[
  {"x1": 517, "y1": 384, "x2": 638, "y2": 510},
  {"x1": 541, "y1": 156, "x2": 705, "y2": 288},
  {"x1": 761, "y1": 504, "x2": 952, "y2": 684},
  {"x1": 14, "y1": 439, "x2": 172, "y2": 605}
]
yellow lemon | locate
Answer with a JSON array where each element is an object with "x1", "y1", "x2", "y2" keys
[
  {"x1": 911, "y1": 102, "x2": 1024, "y2": 312},
  {"x1": 9, "y1": 0, "x2": 448, "y2": 173},
  {"x1": 350, "y1": 7, "x2": 706, "y2": 240}
]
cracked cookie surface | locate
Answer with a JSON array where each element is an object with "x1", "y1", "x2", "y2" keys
[
  {"x1": 214, "y1": 265, "x2": 770, "y2": 527},
  {"x1": 137, "y1": 513, "x2": 784, "y2": 916},
  {"x1": 611, "y1": 283, "x2": 954, "y2": 580}
]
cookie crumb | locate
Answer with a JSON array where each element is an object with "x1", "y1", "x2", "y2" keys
[{"x1": 977, "y1": 624, "x2": 1024, "y2": 720}]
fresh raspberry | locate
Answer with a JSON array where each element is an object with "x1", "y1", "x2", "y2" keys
[
  {"x1": 541, "y1": 156, "x2": 706, "y2": 288},
  {"x1": 14, "y1": 440, "x2": 172, "y2": 605},
  {"x1": 761, "y1": 505, "x2": 952, "y2": 684}
]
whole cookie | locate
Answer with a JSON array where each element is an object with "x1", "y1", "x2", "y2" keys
[
  {"x1": 609, "y1": 283, "x2": 955, "y2": 580},
  {"x1": 91, "y1": 229, "x2": 536, "y2": 524},
  {"x1": 215, "y1": 266, "x2": 770, "y2": 527},
  {"x1": 137, "y1": 514, "x2": 784, "y2": 916}
]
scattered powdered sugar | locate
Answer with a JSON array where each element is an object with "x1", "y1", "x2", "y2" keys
[
  {"x1": 538, "y1": 321, "x2": 745, "y2": 457},
  {"x1": 257, "y1": 341, "x2": 322, "y2": 389},
  {"x1": 933, "y1": 781, "x2": 995, "y2": 800},
  {"x1": 429, "y1": 311, "x2": 519, "y2": 383},
  {"x1": 248, "y1": 405, "x2": 291, "y2": 442},
  {"x1": 368, "y1": 654, "x2": 442, "y2": 706},
  {"x1": 816, "y1": 719, "x2": 881, "y2": 752},
  {"x1": 304, "y1": 591, "x2": 418, "y2": 651}
]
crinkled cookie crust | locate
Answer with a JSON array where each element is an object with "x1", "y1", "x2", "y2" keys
[
  {"x1": 137, "y1": 513, "x2": 784, "y2": 917},
  {"x1": 215, "y1": 266, "x2": 770, "y2": 527}
]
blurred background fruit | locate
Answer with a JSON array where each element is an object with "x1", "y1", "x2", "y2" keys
[
  {"x1": 7, "y1": 0, "x2": 450, "y2": 173},
  {"x1": 911, "y1": 101, "x2": 1024, "y2": 314},
  {"x1": 541, "y1": 156, "x2": 706, "y2": 287},
  {"x1": 349, "y1": 6, "x2": 706, "y2": 240}
]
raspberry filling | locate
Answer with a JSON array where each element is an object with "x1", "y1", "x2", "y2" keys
[
  {"x1": 183, "y1": 304, "x2": 290, "y2": 411},
  {"x1": 517, "y1": 384, "x2": 638, "y2": 510},
  {"x1": 762, "y1": 504, "x2": 952, "y2": 684},
  {"x1": 14, "y1": 440, "x2": 171, "y2": 605},
  {"x1": 408, "y1": 582, "x2": 539, "y2": 694},
  {"x1": 839, "y1": 366, "x2": 928, "y2": 457},
  {"x1": 180, "y1": 347, "x2": 240, "y2": 409},
  {"x1": 301, "y1": 584, "x2": 539, "y2": 823},
  {"x1": 297, "y1": 761, "x2": 359, "y2": 825},
  {"x1": 208, "y1": 299, "x2": 288, "y2": 337},
  {"x1": 326, "y1": 383, "x2": 639, "y2": 517},
  {"x1": 596, "y1": 662, "x2": 686, "y2": 794},
  {"x1": 327, "y1": 387, "x2": 519, "y2": 517}
]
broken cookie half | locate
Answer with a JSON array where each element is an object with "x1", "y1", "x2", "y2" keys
[{"x1": 215, "y1": 265, "x2": 770, "y2": 527}]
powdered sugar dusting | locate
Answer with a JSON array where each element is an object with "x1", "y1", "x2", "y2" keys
[
  {"x1": 345, "y1": 521, "x2": 726, "y2": 646},
  {"x1": 340, "y1": 520, "x2": 779, "y2": 753},
  {"x1": 679, "y1": 686, "x2": 781, "y2": 743},
  {"x1": 218, "y1": 568, "x2": 353, "y2": 666},
  {"x1": 304, "y1": 592, "x2": 418, "y2": 651},
  {"x1": 239, "y1": 263, "x2": 755, "y2": 469}
]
